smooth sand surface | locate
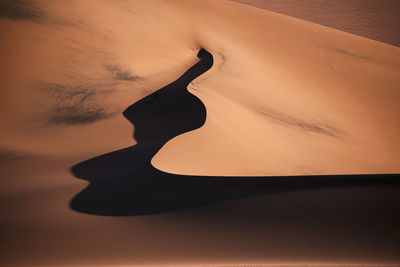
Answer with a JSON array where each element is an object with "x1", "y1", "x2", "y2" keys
[
  {"x1": 233, "y1": 0, "x2": 400, "y2": 47},
  {"x1": 1, "y1": 0, "x2": 399, "y2": 265},
  {"x1": 150, "y1": 1, "x2": 400, "y2": 176},
  {"x1": 1, "y1": 0, "x2": 399, "y2": 175}
]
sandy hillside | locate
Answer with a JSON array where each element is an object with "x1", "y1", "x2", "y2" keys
[
  {"x1": 150, "y1": 1, "x2": 400, "y2": 176},
  {"x1": 1, "y1": 0, "x2": 399, "y2": 176},
  {"x1": 0, "y1": 0, "x2": 400, "y2": 266}
]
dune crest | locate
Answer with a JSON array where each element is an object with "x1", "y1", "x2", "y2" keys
[
  {"x1": 151, "y1": 0, "x2": 400, "y2": 176},
  {"x1": 0, "y1": 0, "x2": 399, "y2": 176}
]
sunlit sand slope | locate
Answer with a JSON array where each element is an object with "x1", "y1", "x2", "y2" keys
[
  {"x1": 152, "y1": 0, "x2": 400, "y2": 176},
  {"x1": 0, "y1": 0, "x2": 399, "y2": 176}
]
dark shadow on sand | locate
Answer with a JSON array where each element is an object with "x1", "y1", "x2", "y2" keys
[{"x1": 70, "y1": 49, "x2": 400, "y2": 216}]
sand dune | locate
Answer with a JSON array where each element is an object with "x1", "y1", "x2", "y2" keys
[
  {"x1": 68, "y1": 49, "x2": 398, "y2": 217},
  {"x1": 1, "y1": 0, "x2": 399, "y2": 175},
  {"x1": 150, "y1": 1, "x2": 400, "y2": 176},
  {"x1": 1, "y1": 0, "x2": 400, "y2": 265}
]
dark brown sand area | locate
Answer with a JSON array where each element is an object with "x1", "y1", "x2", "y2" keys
[{"x1": 233, "y1": 0, "x2": 400, "y2": 47}]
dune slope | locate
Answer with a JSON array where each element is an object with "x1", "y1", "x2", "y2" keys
[
  {"x1": 0, "y1": 0, "x2": 399, "y2": 176},
  {"x1": 1, "y1": 0, "x2": 400, "y2": 266},
  {"x1": 151, "y1": 0, "x2": 400, "y2": 176}
]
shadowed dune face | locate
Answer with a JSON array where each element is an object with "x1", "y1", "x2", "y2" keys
[
  {"x1": 69, "y1": 49, "x2": 212, "y2": 215},
  {"x1": 70, "y1": 49, "x2": 400, "y2": 216},
  {"x1": 123, "y1": 49, "x2": 211, "y2": 145}
]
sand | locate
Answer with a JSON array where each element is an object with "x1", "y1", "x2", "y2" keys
[
  {"x1": 233, "y1": 0, "x2": 400, "y2": 47},
  {"x1": 1, "y1": 0, "x2": 399, "y2": 175},
  {"x1": 0, "y1": 0, "x2": 399, "y2": 265},
  {"x1": 150, "y1": 1, "x2": 400, "y2": 176}
]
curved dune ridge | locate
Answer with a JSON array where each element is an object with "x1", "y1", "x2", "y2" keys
[
  {"x1": 69, "y1": 48, "x2": 398, "y2": 216},
  {"x1": 150, "y1": 1, "x2": 400, "y2": 176},
  {"x1": 1, "y1": 0, "x2": 400, "y2": 265},
  {"x1": 0, "y1": 0, "x2": 399, "y2": 176}
]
